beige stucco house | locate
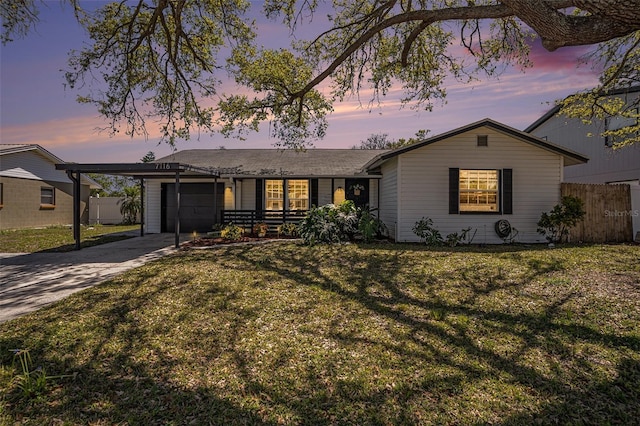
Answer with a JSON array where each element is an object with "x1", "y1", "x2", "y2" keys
[{"x1": 0, "y1": 144, "x2": 98, "y2": 230}]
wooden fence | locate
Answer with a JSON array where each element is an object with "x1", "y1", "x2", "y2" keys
[{"x1": 561, "y1": 183, "x2": 633, "y2": 243}]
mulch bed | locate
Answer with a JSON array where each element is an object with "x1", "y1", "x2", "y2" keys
[{"x1": 181, "y1": 235, "x2": 297, "y2": 249}]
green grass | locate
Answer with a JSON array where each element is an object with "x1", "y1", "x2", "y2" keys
[
  {"x1": 1, "y1": 243, "x2": 639, "y2": 425},
  {"x1": 0, "y1": 224, "x2": 139, "y2": 253}
]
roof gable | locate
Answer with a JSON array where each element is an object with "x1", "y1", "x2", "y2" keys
[
  {"x1": 364, "y1": 118, "x2": 589, "y2": 169},
  {"x1": 0, "y1": 144, "x2": 101, "y2": 188},
  {"x1": 525, "y1": 86, "x2": 640, "y2": 132}
]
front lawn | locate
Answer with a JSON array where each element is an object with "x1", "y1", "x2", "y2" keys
[
  {"x1": 1, "y1": 243, "x2": 638, "y2": 424},
  {"x1": 0, "y1": 224, "x2": 138, "y2": 253}
]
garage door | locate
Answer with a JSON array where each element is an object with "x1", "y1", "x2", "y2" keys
[{"x1": 162, "y1": 183, "x2": 224, "y2": 233}]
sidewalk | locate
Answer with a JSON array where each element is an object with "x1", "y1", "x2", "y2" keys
[{"x1": 0, "y1": 233, "x2": 178, "y2": 323}]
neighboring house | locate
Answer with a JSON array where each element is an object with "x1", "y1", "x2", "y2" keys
[
  {"x1": 0, "y1": 144, "x2": 99, "y2": 230},
  {"x1": 525, "y1": 87, "x2": 640, "y2": 185},
  {"x1": 146, "y1": 119, "x2": 587, "y2": 243}
]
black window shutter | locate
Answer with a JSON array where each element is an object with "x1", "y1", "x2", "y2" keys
[
  {"x1": 255, "y1": 179, "x2": 263, "y2": 211},
  {"x1": 311, "y1": 179, "x2": 318, "y2": 207},
  {"x1": 502, "y1": 169, "x2": 513, "y2": 214},
  {"x1": 449, "y1": 168, "x2": 459, "y2": 214}
]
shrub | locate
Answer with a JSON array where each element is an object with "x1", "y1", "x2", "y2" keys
[
  {"x1": 357, "y1": 207, "x2": 387, "y2": 243},
  {"x1": 277, "y1": 223, "x2": 299, "y2": 237},
  {"x1": 253, "y1": 222, "x2": 268, "y2": 236},
  {"x1": 537, "y1": 196, "x2": 586, "y2": 243},
  {"x1": 299, "y1": 201, "x2": 358, "y2": 245},
  {"x1": 221, "y1": 223, "x2": 244, "y2": 240},
  {"x1": 445, "y1": 227, "x2": 477, "y2": 247},
  {"x1": 412, "y1": 217, "x2": 443, "y2": 245}
]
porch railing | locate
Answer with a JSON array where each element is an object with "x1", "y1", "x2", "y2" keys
[{"x1": 221, "y1": 209, "x2": 307, "y2": 232}]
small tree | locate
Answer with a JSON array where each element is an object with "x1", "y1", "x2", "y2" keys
[
  {"x1": 118, "y1": 186, "x2": 141, "y2": 225},
  {"x1": 537, "y1": 196, "x2": 586, "y2": 243}
]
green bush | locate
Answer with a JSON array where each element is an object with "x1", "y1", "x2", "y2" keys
[
  {"x1": 221, "y1": 223, "x2": 244, "y2": 240},
  {"x1": 357, "y1": 207, "x2": 387, "y2": 243},
  {"x1": 277, "y1": 223, "x2": 299, "y2": 237},
  {"x1": 299, "y1": 202, "x2": 389, "y2": 245},
  {"x1": 299, "y1": 201, "x2": 358, "y2": 245},
  {"x1": 412, "y1": 217, "x2": 443, "y2": 245},
  {"x1": 537, "y1": 196, "x2": 586, "y2": 243}
]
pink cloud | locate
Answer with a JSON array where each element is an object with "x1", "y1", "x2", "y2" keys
[{"x1": 526, "y1": 39, "x2": 600, "y2": 75}]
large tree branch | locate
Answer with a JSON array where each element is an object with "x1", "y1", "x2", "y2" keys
[{"x1": 502, "y1": 0, "x2": 640, "y2": 50}]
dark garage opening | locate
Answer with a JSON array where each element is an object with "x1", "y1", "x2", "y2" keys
[{"x1": 162, "y1": 182, "x2": 224, "y2": 233}]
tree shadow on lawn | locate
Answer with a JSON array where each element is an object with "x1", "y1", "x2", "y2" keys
[
  {"x1": 224, "y1": 243, "x2": 640, "y2": 423},
  {"x1": 1, "y1": 243, "x2": 638, "y2": 424}
]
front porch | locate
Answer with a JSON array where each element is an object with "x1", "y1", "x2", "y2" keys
[{"x1": 221, "y1": 209, "x2": 307, "y2": 233}]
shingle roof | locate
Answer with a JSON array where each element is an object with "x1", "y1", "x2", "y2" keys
[{"x1": 155, "y1": 149, "x2": 388, "y2": 177}]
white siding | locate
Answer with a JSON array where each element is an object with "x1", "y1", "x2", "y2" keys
[
  {"x1": 0, "y1": 151, "x2": 71, "y2": 183},
  {"x1": 369, "y1": 178, "x2": 379, "y2": 210},
  {"x1": 241, "y1": 179, "x2": 256, "y2": 210},
  {"x1": 318, "y1": 178, "x2": 332, "y2": 206},
  {"x1": 529, "y1": 92, "x2": 640, "y2": 184},
  {"x1": 379, "y1": 158, "x2": 398, "y2": 239},
  {"x1": 145, "y1": 180, "x2": 162, "y2": 233},
  {"x1": 396, "y1": 127, "x2": 561, "y2": 243}
]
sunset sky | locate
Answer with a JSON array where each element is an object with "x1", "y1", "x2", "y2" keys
[{"x1": 0, "y1": 2, "x2": 601, "y2": 163}]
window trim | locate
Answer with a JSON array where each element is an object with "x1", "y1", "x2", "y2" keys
[
  {"x1": 449, "y1": 168, "x2": 512, "y2": 215},
  {"x1": 287, "y1": 179, "x2": 310, "y2": 210},
  {"x1": 458, "y1": 169, "x2": 500, "y2": 214},
  {"x1": 264, "y1": 179, "x2": 310, "y2": 211},
  {"x1": 605, "y1": 108, "x2": 639, "y2": 147},
  {"x1": 265, "y1": 179, "x2": 284, "y2": 210},
  {"x1": 40, "y1": 186, "x2": 55, "y2": 208}
]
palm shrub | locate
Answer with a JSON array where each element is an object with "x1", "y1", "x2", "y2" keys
[
  {"x1": 537, "y1": 196, "x2": 586, "y2": 243},
  {"x1": 118, "y1": 185, "x2": 141, "y2": 225}
]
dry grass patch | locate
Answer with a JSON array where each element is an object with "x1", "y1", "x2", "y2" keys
[{"x1": 1, "y1": 243, "x2": 639, "y2": 424}]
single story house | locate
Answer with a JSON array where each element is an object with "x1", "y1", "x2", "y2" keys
[
  {"x1": 0, "y1": 144, "x2": 99, "y2": 230},
  {"x1": 146, "y1": 119, "x2": 587, "y2": 243}
]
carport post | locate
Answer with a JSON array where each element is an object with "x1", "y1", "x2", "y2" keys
[
  {"x1": 66, "y1": 170, "x2": 81, "y2": 250},
  {"x1": 139, "y1": 178, "x2": 145, "y2": 237},
  {"x1": 213, "y1": 177, "x2": 218, "y2": 224},
  {"x1": 175, "y1": 171, "x2": 180, "y2": 248}
]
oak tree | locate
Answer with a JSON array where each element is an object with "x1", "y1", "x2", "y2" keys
[{"x1": 2, "y1": 0, "x2": 639, "y2": 147}]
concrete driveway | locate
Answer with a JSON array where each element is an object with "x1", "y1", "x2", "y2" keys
[{"x1": 0, "y1": 233, "x2": 179, "y2": 323}]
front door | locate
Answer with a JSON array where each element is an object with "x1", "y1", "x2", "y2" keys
[{"x1": 345, "y1": 178, "x2": 369, "y2": 209}]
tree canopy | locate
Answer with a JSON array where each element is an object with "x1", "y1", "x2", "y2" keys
[
  {"x1": 354, "y1": 130, "x2": 430, "y2": 149},
  {"x1": 2, "y1": 0, "x2": 639, "y2": 148}
]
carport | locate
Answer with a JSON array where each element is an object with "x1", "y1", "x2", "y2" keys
[{"x1": 55, "y1": 162, "x2": 220, "y2": 250}]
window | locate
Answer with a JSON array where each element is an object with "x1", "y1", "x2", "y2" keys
[
  {"x1": 459, "y1": 170, "x2": 498, "y2": 212},
  {"x1": 265, "y1": 180, "x2": 284, "y2": 210},
  {"x1": 41, "y1": 186, "x2": 55, "y2": 206},
  {"x1": 265, "y1": 179, "x2": 309, "y2": 210},
  {"x1": 477, "y1": 135, "x2": 488, "y2": 147},
  {"x1": 605, "y1": 109, "x2": 638, "y2": 147},
  {"x1": 287, "y1": 179, "x2": 309, "y2": 210}
]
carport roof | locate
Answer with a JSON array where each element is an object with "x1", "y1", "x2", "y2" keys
[{"x1": 55, "y1": 162, "x2": 220, "y2": 179}]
